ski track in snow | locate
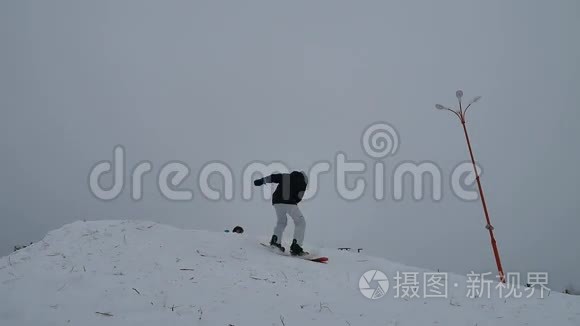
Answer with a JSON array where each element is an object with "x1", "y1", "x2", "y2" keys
[{"x1": 0, "y1": 220, "x2": 579, "y2": 326}]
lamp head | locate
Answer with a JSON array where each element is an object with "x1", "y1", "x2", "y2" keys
[{"x1": 471, "y1": 96, "x2": 482, "y2": 104}]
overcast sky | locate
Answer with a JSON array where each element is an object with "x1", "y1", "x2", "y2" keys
[{"x1": 1, "y1": 0, "x2": 579, "y2": 291}]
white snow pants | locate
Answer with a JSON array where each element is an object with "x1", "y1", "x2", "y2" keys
[{"x1": 273, "y1": 204, "x2": 305, "y2": 246}]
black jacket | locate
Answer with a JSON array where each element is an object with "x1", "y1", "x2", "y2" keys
[{"x1": 260, "y1": 171, "x2": 308, "y2": 205}]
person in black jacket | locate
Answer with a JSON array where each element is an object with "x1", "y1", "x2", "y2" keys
[{"x1": 254, "y1": 171, "x2": 308, "y2": 255}]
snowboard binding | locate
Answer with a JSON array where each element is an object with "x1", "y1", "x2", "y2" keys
[
  {"x1": 290, "y1": 239, "x2": 308, "y2": 256},
  {"x1": 269, "y1": 235, "x2": 285, "y2": 252}
]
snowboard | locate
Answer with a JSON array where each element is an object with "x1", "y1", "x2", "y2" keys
[{"x1": 260, "y1": 242, "x2": 328, "y2": 263}]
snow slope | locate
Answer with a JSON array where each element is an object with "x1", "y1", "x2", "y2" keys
[{"x1": 1, "y1": 220, "x2": 578, "y2": 326}]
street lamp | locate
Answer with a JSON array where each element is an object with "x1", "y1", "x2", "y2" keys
[{"x1": 435, "y1": 90, "x2": 506, "y2": 283}]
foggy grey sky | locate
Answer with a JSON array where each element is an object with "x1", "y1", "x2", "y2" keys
[{"x1": 1, "y1": 1, "x2": 579, "y2": 291}]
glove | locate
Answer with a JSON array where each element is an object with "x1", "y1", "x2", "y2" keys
[{"x1": 253, "y1": 178, "x2": 265, "y2": 186}]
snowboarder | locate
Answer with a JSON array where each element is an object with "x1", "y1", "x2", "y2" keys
[{"x1": 253, "y1": 171, "x2": 308, "y2": 256}]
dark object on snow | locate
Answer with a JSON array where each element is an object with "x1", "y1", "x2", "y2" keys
[
  {"x1": 338, "y1": 247, "x2": 364, "y2": 253},
  {"x1": 232, "y1": 226, "x2": 244, "y2": 234},
  {"x1": 13, "y1": 242, "x2": 33, "y2": 252},
  {"x1": 253, "y1": 171, "x2": 308, "y2": 205}
]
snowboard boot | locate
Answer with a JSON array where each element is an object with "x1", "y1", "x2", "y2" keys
[
  {"x1": 269, "y1": 235, "x2": 285, "y2": 252},
  {"x1": 290, "y1": 239, "x2": 307, "y2": 256}
]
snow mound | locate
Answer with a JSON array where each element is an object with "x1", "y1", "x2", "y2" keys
[{"x1": 1, "y1": 220, "x2": 579, "y2": 326}]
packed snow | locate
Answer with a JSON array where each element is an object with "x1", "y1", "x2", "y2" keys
[{"x1": 1, "y1": 220, "x2": 579, "y2": 325}]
